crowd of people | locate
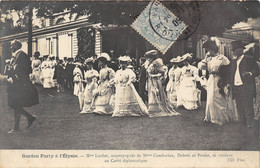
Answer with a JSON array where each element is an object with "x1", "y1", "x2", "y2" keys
[{"x1": 1, "y1": 38, "x2": 259, "y2": 134}]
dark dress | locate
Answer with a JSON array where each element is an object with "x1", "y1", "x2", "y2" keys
[{"x1": 6, "y1": 50, "x2": 39, "y2": 108}]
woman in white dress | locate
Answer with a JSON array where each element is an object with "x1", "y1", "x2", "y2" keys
[
  {"x1": 145, "y1": 50, "x2": 180, "y2": 117},
  {"x1": 73, "y1": 62, "x2": 84, "y2": 96},
  {"x1": 80, "y1": 57, "x2": 99, "y2": 114},
  {"x1": 73, "y1": 62, "x2": 84, "y2": 111},
  {"x1": 41, "y1": 55, "x2": 54, "y2": 88},
  {"x1": 112, "y1": 56, "x2": 148, "y2": 117},
  {"x1": 92, "y1": 53, "x2": 115, "y2": 115},
  {"x1": 166, "y1": 56, "x2": 182, "y2": 107},
  {"x1": 178, "y1": 53, "x2": 200, "y2": 110},
  {"x1": 198, "y1": 39, "x2": 238, "y2": 125},
  {"x1": 31, "y1": 52, "x2": 42, "y2": 84}
]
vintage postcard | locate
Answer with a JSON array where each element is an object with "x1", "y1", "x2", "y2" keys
[{"x1": 0, "y1": 0, "x2": 259, "y2": 167}]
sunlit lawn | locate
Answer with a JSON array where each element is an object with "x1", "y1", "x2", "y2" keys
[{"x1": 0, "y1": 85, "x2": 258, "y2": 150}]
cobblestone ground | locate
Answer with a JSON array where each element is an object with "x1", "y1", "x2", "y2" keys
[{"x1": 0, "y1": 85, "x2": 259, "y2": 150}]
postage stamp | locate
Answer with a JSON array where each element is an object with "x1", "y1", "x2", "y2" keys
[{"x1": 131, "y1": 0, "x2": 187, "y2": 54}]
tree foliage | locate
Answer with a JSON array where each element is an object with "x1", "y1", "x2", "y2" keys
[{"x1": 0, "y1": 1, "x2": 259, "y2": 37}]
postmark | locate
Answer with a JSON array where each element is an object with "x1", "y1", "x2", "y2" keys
[
  {"x1": 131, "y1": 1, "x2": 200, "y2": 54},
  {"x1": 164, "y1": 1, "x2": 200, "y2": 41}
]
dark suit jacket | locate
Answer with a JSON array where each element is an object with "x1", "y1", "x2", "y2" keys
[
  {"x1": 229, "y1": 55, "x2": 259, "y2": 98},
  {"x1": 6, "y1": 50, "x2": 39, "y2": 108}
]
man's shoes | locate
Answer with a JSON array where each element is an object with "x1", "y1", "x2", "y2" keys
[
  {"x1": 8, "y1": 129, "x2": 21, "y2": 134},
  {"x1": 27, "y1": 115, "x2": 37, "y2": 129}
]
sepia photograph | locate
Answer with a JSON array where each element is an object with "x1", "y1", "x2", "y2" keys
[{"x1": 0, "y1": 0, "x2": 259, "y2": 167}]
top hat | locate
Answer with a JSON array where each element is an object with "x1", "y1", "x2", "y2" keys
[{"x1": 231, "y1": 40, "x2": 246, "y2": 50}]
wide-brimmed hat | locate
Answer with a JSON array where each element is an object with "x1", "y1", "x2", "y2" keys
[
  {"x1": 74, "y1": 62, "x2": 82, "y2": 66},
  {"x1": 97, "y1": 53, "x2": 111, "y2": 61},
  {"x1": 231, "y1": 40, "x2": 246, "y2": 50},
  {"x1": 127, "y1": 65, "x2": 134, "y2": 69},
  {"x1": 118, "y1": 55, "x2": 131, "y2": 62},
  {"x1": 10, "y1": 39, "x2": 22, "y2": 49},
  {"x1": 170, "y1": 56, "x2": 182, "y2": 63},
  {"x1": 84, "y1": 57, "x2": 94, "y2": 64},
  {"x1": 144, "y1": 50, "x2": 158, "y2": 58}
]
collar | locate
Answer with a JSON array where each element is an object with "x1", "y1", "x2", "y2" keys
[
  {"x1": 236, "y1": 54, "x2": 244, "y2": 62},
  {"x1": 12, "y1": 49, "x2": 22, "y2": 58}
]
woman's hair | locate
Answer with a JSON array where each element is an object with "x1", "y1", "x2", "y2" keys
[
  {"x1": 97, "y1": 57, "x2": 108, "y2": 64},
  {"x1": 202, "y1": 40, "x2": 219, "y2": 53}
]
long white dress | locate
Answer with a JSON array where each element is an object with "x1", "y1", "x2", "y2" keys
[
  {"x1": 92, "y1": 66, "x2": 115, "y2": 114},
  {"x1": 73, "y1": 66, "x2": 84, "y2": 96},
  {"x1": 177, "y1": 65, "x2": 199, "y2": 110},
  {"x1": 73, "y1": 66, "x2": 84, "y2": 111},
  {"x1": 113, "y1": 68, "x2": 148, "y2": 117},
  {"x1": 198, "y1": 54, "x2": 238, "y2": 125},
  {"x1": 41, "y1": 60, "x2": 55, "y2": 88},
  {"x1": 166, "y1": 66, "x2": 180, "y2": 107},
  {"x1": 31, "y1": 59, "x2": 42, "y2": 84},
  {"x1": 80, "y1": 69, "x2": 99, "y2": 114},
  {"x1": 146, "y1": 58, "x2": 180, "y2": 117}
]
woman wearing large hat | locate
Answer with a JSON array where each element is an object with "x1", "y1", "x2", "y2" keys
[
  {"x1": 198, "y1": 39, "x2": 238, "y2": 125},
  {"x1": 166, "y1": 56, "x2": 182, "y2": 107},
  {"x1": 177, "y1": 53, "x2": 200, "y2": 110},
  {"x1": 144, "y1": 50, "x2": 180, "y2": 117},
  {"x1": 92, "y1": 53, "x2": 115, "y2": 114},
  {"x1": 112, "y1": 56, "x2": 148, "y2": 117},
  {"x1": 31, "y1": 52, "x2": 42, "y2": 84},
  {"x1": 40, "y1": 55, "x2": 55, "y2": 88},
  {"x1": 80, "y1": 57, "x2": 99, "y2": 114}
]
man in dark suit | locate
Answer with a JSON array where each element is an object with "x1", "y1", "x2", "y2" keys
[
  {"x1": 230, "y1": 40, "x2": 259, "y2": 128},
  {"x1": 138, "y1": 57, "x2": 148, "y2": 104},
  {"x1": 5, "y1": 40, "x2": 39, "y2": 134}
]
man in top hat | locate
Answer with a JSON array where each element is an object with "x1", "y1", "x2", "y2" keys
[
  {"x1": 229, "y1": 40, "x2": 259, "y2": 128},
  {"x1": 5, "y1": 40, "x2": 38, "y2": 134}
]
